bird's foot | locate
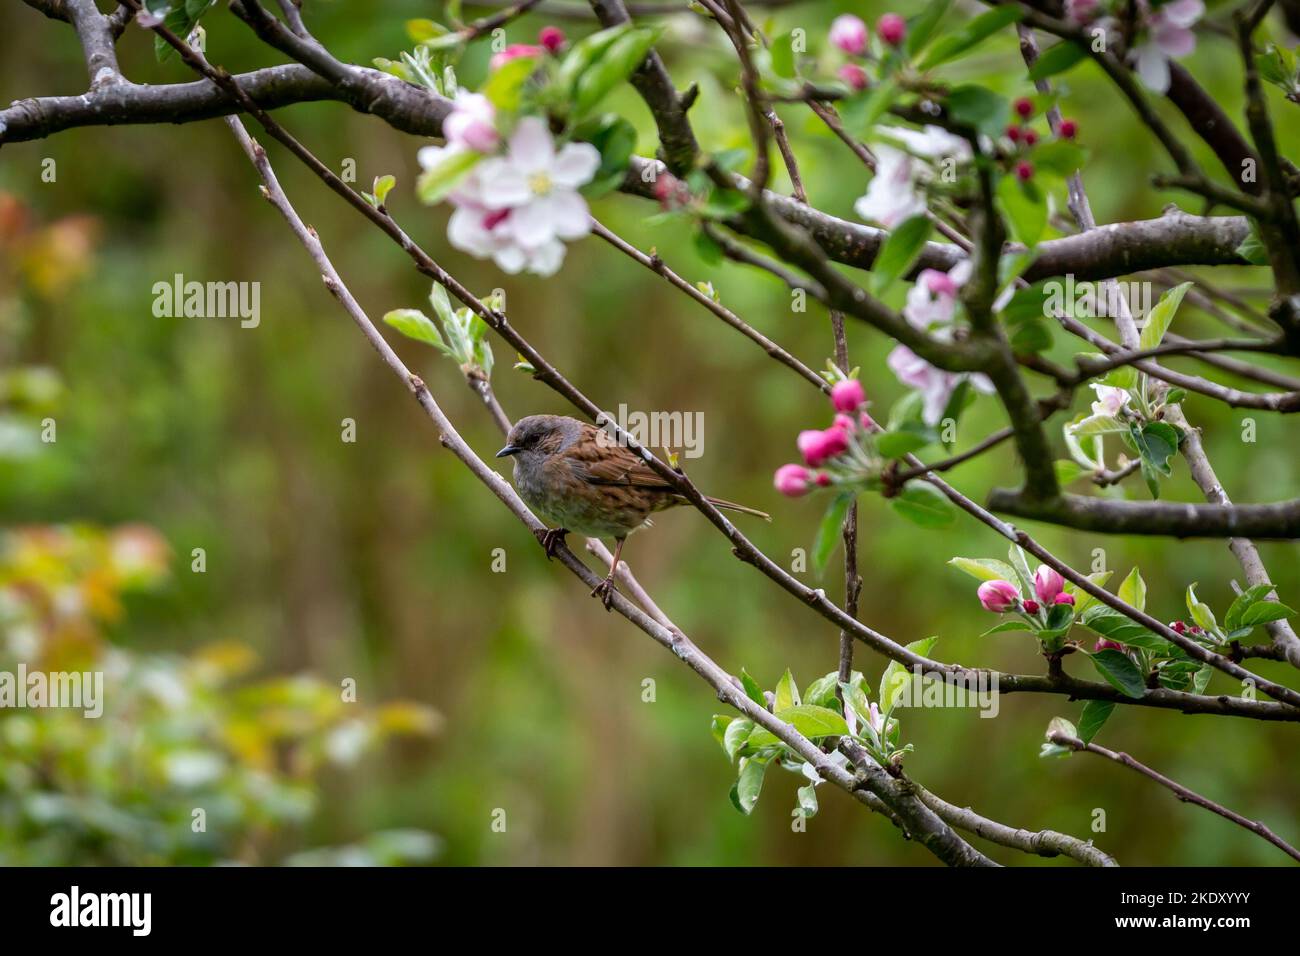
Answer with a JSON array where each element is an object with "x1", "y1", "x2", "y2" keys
[
  {"x1": 590, "y1": 575, "x2": 617, "y2": 611},
  {"x1": 536, "y1": 526, "x2": 569, "y2": 559}
]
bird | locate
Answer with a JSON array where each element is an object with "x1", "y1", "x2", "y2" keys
[{"x1": 496, "y1": 414, "x2": 770, "y2": 608}]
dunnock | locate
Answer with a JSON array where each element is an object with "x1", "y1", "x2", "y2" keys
[{"x1": 496, "y1": 414, "x2": 769, "y2": 607}]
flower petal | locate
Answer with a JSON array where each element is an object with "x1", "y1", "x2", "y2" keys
[
  {"x1": 507, "y1": 117, "x2": 556, "y2": 174},
  {"x1": 507, "y1": 199, "x2": 556, "y2": 248},
  {"x1": 476, "y1": 158, "x2": 532, "y2": 209},
  {"x1": 551, "y1": 142, "x2": 601, "y2": 188},
  {"x1": 547, "y1": 189, "x2": 592, "y2": 240}
]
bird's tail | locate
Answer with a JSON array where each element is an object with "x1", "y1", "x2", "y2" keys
[{"x1": 704, "y1": 495, "x2": 771, "y2": 521}]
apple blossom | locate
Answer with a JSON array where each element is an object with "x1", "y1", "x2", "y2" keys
[
  {"x1": 887, "y1": 344, "x2": 995, "y2": 425},
  {"x1": 838, "y1": 63, "x2": 869, "y2": 91},
  {"x1": 978, "y1": 580, "x2": 1021, "y2": 612},
  {"x1": 1023, "y1": 599, "x2": 1041, "y2": 614},
  {"x1": 421, "y1": 117, "x2": 599, "y2": 277},
  {"x1": 832, "y1": 413, "x2": 856, "y2": 432},
  {"x1": 1132, "y1": 0, "x2": 1204, "y2": 94},
  {"x1": 797, "y1": 427, "x2": 849, "y2": 467},
  {"x1": 490, "y1": 43, "x2": 543, "y2": 70},
  {"x1": 1014, "y1": 97, "x2": 1034, "y2": 119},
  {"x1": 853, "y1": 146, "x2": 927, "y2": 229},
  {"x1": 1090, "y1": 383, "x2": 1131, "y2": 418},
  {"x1": 1015, "y1": 160, "x2": 1034, "y2": 181},
  {"x1": 1095, "y1": 638, "x2": 1127, "y2": 653},
  {"x1": 774, "y1": 463, "x2": 814, "y2": 497},
  {"x1": 829, "y1": 14, "x2": 868, "y2": 56},
  {"x1": 877, "y1": 13, "x2": 906, "y2": 47},
  {"x1": 442, "y1": 92, "x2": 499, "y2": 153},
  {"x1": 539, "y1": 25, "x2": 565, "y2": 53},
  {"x1": 831, "y1": 378, "x2": 867, "y2": 412},
  {"x1": 1054, "y1": 593, "x2": 1076, "y2": 606},
  {"x1": 1034, "y1": 565, "x2": 1065, "y2": 604},
  {"x1": 1065, "y1": 0, "x2": 1101, "y2": 23},
  {"x1": 903, "y1": 261, "x2": 971, "y2": 329},
  {"x1": 1059, "y1": 119, "x2": 1078, "y2": 139}
]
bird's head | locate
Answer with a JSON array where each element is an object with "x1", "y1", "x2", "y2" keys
[{"x1": 496, "y1": 414, "x2": 576, "y2": 461}]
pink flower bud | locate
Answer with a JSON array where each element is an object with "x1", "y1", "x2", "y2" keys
[
  {"x1": 797, "y1": 428, "x2": 849, "y2": 467},
  {"x1": 837, "y1": 63, "x2": 869, "y2": 91},
  {"x1": 978, "y1": 580, "x2": 1020, "y2": 613},
  {"x1": 1023, "y1": 599, "x2": 1040, "y2": 614},
  {"x1": 859, "y1": 411, "x2": 876, "y2": 431},
  {"x1": 539, "y1": 25, "x2": 565, "y2": 53},
  {"x1": 1095, "y1": 638, "x2": 1126, "y2": 653},
  {"x1": 1034, "y1": 565, "x2": 1065, "y2": 604},
  {"x1": 1054, "y1": 592, "x2": 1075, "y2": 606},
  {"x1": 815, "y1": 472, "x2": 832, "y2": 487},
  {"x1": 490, "y1": 44, "x2": 544, "y2": 70},
  {"x1": 1016, "y1": 160, "x2": 1034, "y2": 181},
  {"x1": 1014, "y1": 97, "x2": 1034, "y2": 119},
  {"x1": 1171, "y1": 620, "x2": 1187, "y2": 634},
  {"x1": 831, "y1": 378, "x2": 867, "y2": 412},
  {"x1": 774, "y1": 463, "x2": 813, "y2": 497},
  {"x1": 877, "y1": 13, "x2": 906, "y2": 47},
  {"x1": 1058, "y1": 118, "x2": 1078, "y2": 139},
  {"x1": 829, "y1": 14, "x2": 869, "y2": 56},
  {"x1": 832, "y1": 413, "x2": 856, "y2": 432},
  {"x1": 1022, "y1": 128, "x2": 1039, "y2": 147}
]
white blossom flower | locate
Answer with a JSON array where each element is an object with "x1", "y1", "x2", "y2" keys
[
  {"x1": 1090, "y1": 383, "x2": 1131, "y2": 418},
  {"x1": 799, "y1": 749, "x2": 850, "y2": 786},
  {"x1": 882, "y1": 125, "x2": 972, "y2": 162},
  {"x1": 443, "y1": 92, "x2": 499, "y2": 153},
  {"x1": 888, "y1": 344, "x2": 994, "y2": 425},
  {"x1": 1132, "y1": 0, "x2": 1203, "y2": 94},
  {"x1": 903, "y1": 260, "x2": 973, "y2": 329},
  {"x1": 854, "y1": 146, "x2": 927, "y2": 229},
  {"x1": 420, "y1": 117, "x2": 600, "y2": 277}
]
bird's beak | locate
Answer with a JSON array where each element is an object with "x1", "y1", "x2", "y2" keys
[{"x1": 495, "y1": 444, "x2": 521, "y2": 458}]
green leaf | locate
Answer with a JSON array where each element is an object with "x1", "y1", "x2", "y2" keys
[
  {"x1": 774, "y1": 668, "x2": 800, "y2": 712},
  {"x1": 1240, "y1": 600, "x2": 1296, "y2": 628},
  {"x1": 371, "y1": 174, "x2": 396, "y2": 207},
  {"x1": 1055, "y1": 459, "x2": 1087, "y2": 486},
  {"x1": 907, "y1": 0, "x2": 954, "y2": 57},
  {"x1": 557, "y1": 24, "x2": 630, "y2": 94},
  {"x1": 1224, "y1": 583, "x2": 1294, "y2": 632},
  {"x1": 771, "y1": 30, "x2": 797, "y2": 78},
  {"x1": 1090, "y1": 649, "x2": 1146, "y2": 698},
  {"x1": 945, "y1": 85, "x2": 1011, "y2": 140},
  {"x1": 740, "y1": 668, "x2": 766, "y2": 707},
  {"x1": 802, "y1": 672, "x2": 840, "y2": 709},
  {"x1": 730, "y1": 757, "x2": 767, "y2": 814},
  {"x1": 573, "y1": 27, "x2": 661, "y2": 118},
  {"x1": 1078, "y1": 699, "x2": 1115, "y2": 744},
  {"x1": 890, "y1": 482, "x2": 956, "y2": 529},
  {"x1": 1185, "y1": 583, "x2": 1219, "y2": 636},
  {"x1": 840, "y1": 680, "x2": 873, "y2": 729},
  {"x1": 747, "y1": 705, "x2": 849, "y2": 747},
  {"x1": 1118, "y1": 567, "x2": 1146, "y2": 614},
  {"x1": 1235, "y1": 223, "x2": 1271, "y2": 266},
  {"x1": 997, "y1": 172, "x2": 1047, "y2": 248},
  {"x1": 1027, "y1": 40, "x2": 1087, "y2": 80},
  {"x1": 1082, "y1": 608, "x2": 1168, "y2": 653},
  {"x1": 948, "y1": 556, "x2": 1018, "y2": 583},
  {"x1": 840, "y1": 78, "x2": 899, "y2": 137},
  {"x1": 880, "y1": 636, "x2": 938, "y2": 711},
  {"x1": 812, "y1": 492, "x2": 854, "y2": 574},
  {"x1": 723, "y1": 717, "x2": 754, "y2": 761},
  {"x1": 876, "y1": 423, "x2": 936, "y2": 458},
  {"x1": 482, "y1": 54, "x2": 539, "y2": 112},
  {"x1": 870, "y1": 215, "x2": 933, "y2": 295},
  {"x1": 1138, "y1": 281, "x2": 1192, "y2": 351},
  {"x1": 917, "y1": 6, "x2": 1022, "y2": 70},
  {"x1": 1068, "y1": 570, "x2": 1112, "y2": 616},
  {"x1": 154, "y1": 0, "x2": 216, "y2": 63},
  {"x1": 382, "y1": 309, "x2": 449, "y2": 351},
  {"x1": 415, "y1": 149, "x2": 483, "y2": 204},
  {"x1": 710, "y1": 714, "x2": 732, "y2": 749},
  {"x1": 1031, "y1": 139, "x2": 1087, "y2": 178},
  {"x1": 981, "y1": 620, "x2": 1035, "y2": 636}
]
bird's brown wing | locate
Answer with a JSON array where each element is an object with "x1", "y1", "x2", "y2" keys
[{"x1": 564, "y1": 424, "x2": 676, "y2": 491}]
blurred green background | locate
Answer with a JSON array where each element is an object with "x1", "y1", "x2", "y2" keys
[{"x1": 2, "y1": 0, "x2": 1298, "y2": 865}]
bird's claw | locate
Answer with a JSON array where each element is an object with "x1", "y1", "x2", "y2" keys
[
  {"x1": 537, "y1": 526, "x2": 569, "y2": 559},
  {"x1": 590, "y1": 576, "x2": 617, "y2": 611}
]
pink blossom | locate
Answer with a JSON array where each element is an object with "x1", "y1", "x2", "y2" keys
[
  {"x1": 1054, "y1": 593, "x2": 1076, "y2": 606},
  {"x1": 831, "y1": 378, "x2": 867, "y2": 412},
  {"x1": 797, "y1": 428, "x2": 849, "y2": 467},
  {"x1": 1090, "y1": 383, "x2": 1131, "y2": 418},
  {"x1": 539, "y1": 26, "x2": 565, "y2": 53},
  {"x1": 490, "y1": 44, "x2": 544, "y2": 70},
  {"x1": 1095, "y1": 638, "x2": 1126, "y2": 653},
  {"x1": 838, "y1": 64, "x2": 869, "y2": 91},
  {"x1": 1132, "y1": 0, "x2": 1203, "y2": 93},
  {"x1": 887, "y1": 345, "x2": 994, "y2": 425},
  {"x1": 832, "y1": 413, "x2": 856, "y2": 432},
  {"x1": 829, "y1": 14, "x2": 868, "y2": 56},
  {"x1": 877, "y1": 13, "x2": 906, "y2": 47},
  {"x1": 1023, "y1": 599, "x2": 1041, "y2": 614},
  {"x1": 1034, "y1": 564, "x2": 1066, "y2": 604},
  {"x1": 978, "y1": 580, "x2": 1020, "y2": 613},
  {"x1": 774, "y1": 463, "x2": 813, "y2": 497},
  {"x1": 903, "y1": 261, "x2": 970, "y2": 329},
  {"x1": 443, "y1": 92, "x2": 499, "y2": 153},
  {"x1": 1065, "y1": 0, "x2": 1101, "y2": 23}
]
